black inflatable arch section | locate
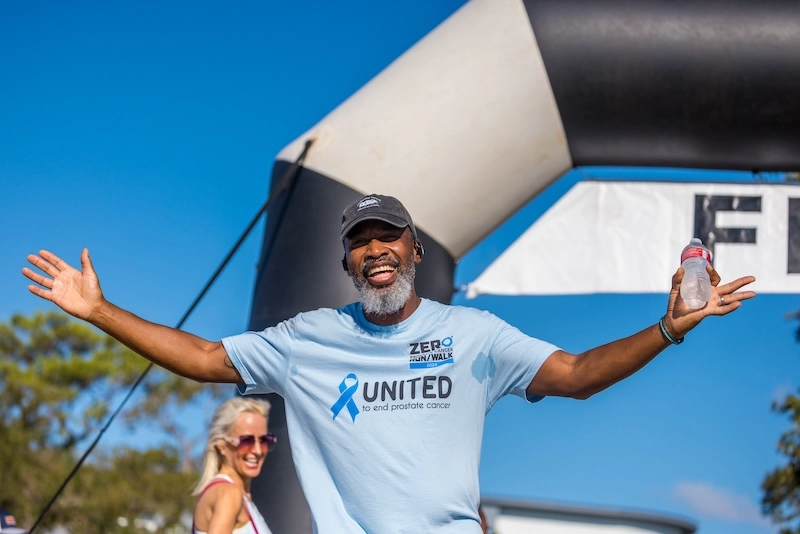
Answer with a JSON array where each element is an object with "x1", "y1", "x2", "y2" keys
[
  {"x1": 248, "y1": 2, "x2": 800, "y2": 532},
  {"x1": 525, "y1": 0, "x2": 800, "y2": 170}
]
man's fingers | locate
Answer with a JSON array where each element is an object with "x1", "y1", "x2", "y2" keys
[
  {"x1": 27, "y1": 252, "x2": 58, "y2": 277},
  {"x1": 39, "y1": 249, "x2": 69, "y2": 272},
  {"x1": 21, "y1": 266, "x2": 35, "y2": 282},
  {"x1": 22, "y1": 268, "x2": 53, "y2": 289},
  {"x1": 80, "y1": 248, "x2": 94, "y2": 275},
  {"x1": 27, "y1": 284, "x2": 53, "y2": 301},
  {"x1": 717, "y1": 275, "x2": 757, "y2": 295},
  {"x1": 711, "y1": 275, "x2": 756, "y2": 316},
  {"x1": 22, "y1": 266, "x2": 49, "y2": 287},
  {"x1": 26, "y1": 253, "x2": 47, "y2": 270},
  {"x1": 671, "y1": 267, "x2": 684, "y2": 289},
  {"x1": 708, "y1": 265, "x2": 721, "y2": 285},
  {"x1": 718, "y1": 300, "x2": 742, "y2": 314}
]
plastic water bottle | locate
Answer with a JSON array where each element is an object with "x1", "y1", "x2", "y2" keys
[{"x1": 680, "y1": 238, "x2": 712, "y2": 309}]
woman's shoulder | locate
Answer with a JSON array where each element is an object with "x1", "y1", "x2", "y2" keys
[
  {"x1": 193, "y1": 475, "x2": 249, "y2": 534},
  {"x1": 199, "y1": 475, "x2": 245, "y2": 502}
]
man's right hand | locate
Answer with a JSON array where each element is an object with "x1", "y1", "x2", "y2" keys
[{"x1": 23, "y1": 248, "x2": 104, "y2": 322}]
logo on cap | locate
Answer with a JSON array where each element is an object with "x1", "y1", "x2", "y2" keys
[{"x1": 357, "y1": 196, "x2": 380, "y2": 211}]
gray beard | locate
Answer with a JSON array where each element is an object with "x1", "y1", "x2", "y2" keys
[{"x1": 351, "y1": 256, "x2": 416, "y2": 318}]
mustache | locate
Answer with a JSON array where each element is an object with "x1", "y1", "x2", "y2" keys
[{"x1": 361, "y1": 254, "x2": 400, "y2": 277}]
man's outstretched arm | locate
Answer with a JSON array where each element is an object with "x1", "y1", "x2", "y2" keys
[
  {"x1": 527, "y1": 265, "x2": 756, "y2": 399},
  {"x1": 23, "y1": 248, "x2": 242, "y2": 384}
]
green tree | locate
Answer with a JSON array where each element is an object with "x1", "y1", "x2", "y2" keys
[
  {"x1": 0, "y1": 311, "x2": 225, "y2": 533},
  {"x1": 762, "y1": 311, "x2": 800, "y2": 534}
]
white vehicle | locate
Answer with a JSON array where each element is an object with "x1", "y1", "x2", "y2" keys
[{"x1": 0, "y1": 511, "x2": 27, "y2": 534}]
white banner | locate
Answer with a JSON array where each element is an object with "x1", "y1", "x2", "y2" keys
[{"x1": 466, "y1": 180, "x2": 800, "y2": 297}]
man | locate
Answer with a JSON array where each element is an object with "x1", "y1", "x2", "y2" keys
[
  {"x1": 23, "y1": 194, "x2": 755, "y2": 534},
  {"x1": 478, "y1": 505, "x2": 491, "y2": 534}
]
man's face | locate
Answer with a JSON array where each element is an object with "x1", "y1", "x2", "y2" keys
[{"x1": 343, "y1": 220, "x2": 420, "y2": 316}]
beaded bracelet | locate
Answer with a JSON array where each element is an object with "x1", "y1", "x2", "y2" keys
[{"x1": 659, "y1": 316, "x2": 684, "y2": 345}]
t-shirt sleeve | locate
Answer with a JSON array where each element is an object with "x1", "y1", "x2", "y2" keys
[
  {"x1": 221, "y1": 318, "x2": 296, "y2": 396},
  {"x1": 486, "y1": 314, "x2": 560, "y2": 406}
]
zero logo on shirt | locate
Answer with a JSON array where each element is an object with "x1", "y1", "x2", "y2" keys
[{"x1": 409, "y1": 336, "x2": 454, "y2": 369}]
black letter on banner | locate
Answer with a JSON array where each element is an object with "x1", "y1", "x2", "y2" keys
[
  {"x1": 789, "y1": 198, "x2": 800, "y2": 274},
  {"x1": 694, "y1": 195, "x2": 761, "y2": 260}
]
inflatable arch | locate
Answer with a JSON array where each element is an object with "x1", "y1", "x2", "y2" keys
[{"x1": 246, "y1": 0, "x2": 800, "y2": 531}]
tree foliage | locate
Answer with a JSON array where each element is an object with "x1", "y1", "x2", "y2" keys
[
  {"x1": 0, "y1": 311, "x2": 226, "y2": 533},
  {"x1": 762, "y1": 312, "x2": 800, "y2": 534}
]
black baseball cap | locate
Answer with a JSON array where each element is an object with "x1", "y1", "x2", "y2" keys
[{"x1": 340, "y1": 194, "x2": 418, "y2": 241}]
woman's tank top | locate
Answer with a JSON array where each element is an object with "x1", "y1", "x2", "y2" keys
[{"x1": 193, "y1": 474, "x2": 273, "y2": 534}]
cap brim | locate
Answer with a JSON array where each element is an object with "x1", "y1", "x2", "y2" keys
[{"x1": 340, "y1": 213, "x2": 410, "y2": 240}]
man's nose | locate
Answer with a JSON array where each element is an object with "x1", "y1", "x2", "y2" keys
[{"x1": 364, "y1": 238, "x2": 387, "y2": 258}]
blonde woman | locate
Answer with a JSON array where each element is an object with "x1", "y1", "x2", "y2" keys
[{"x1": 193, "y1": 397, "x2": 276, "y2": 534}]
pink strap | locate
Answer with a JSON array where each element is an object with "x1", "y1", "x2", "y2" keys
[{"x1": 192, "y1": 479, "x2": 260, "y2": 534}]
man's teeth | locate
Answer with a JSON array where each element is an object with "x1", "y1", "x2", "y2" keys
[{"x1": 367, "y1": 265, "x2": 395, "y2": 276}]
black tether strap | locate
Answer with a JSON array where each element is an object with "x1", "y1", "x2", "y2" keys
[{"x1": 28, "y1": 138, "x2": 314, "y2": 534}]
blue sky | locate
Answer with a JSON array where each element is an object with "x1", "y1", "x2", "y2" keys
[{"x1": 1, "y1": 3, "x2": 796, "y2": 533}]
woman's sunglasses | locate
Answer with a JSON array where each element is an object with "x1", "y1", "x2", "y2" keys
[{"x1": 224, "y1": 433, "x2": 278, "y2": 452}]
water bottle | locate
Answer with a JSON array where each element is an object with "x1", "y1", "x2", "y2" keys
[{"x1": 680, "y1": 238, "x2": 712, "y2": 309}]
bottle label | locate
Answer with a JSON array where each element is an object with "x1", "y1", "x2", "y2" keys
[{"x1": 681, "y1": 247, "x2": 712, "y2": 263}]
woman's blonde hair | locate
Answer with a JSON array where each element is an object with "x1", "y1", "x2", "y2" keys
[{"x1": 192, "y1": 396, "x2": 272, "y2": 495}]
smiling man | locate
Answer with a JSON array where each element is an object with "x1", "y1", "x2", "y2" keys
[
  {"x1": 340, "y1": 195, "x2": 423, "y2": 324},
  {"x1": 23, "y1": 193, "x2": 756, "y2": 534}
]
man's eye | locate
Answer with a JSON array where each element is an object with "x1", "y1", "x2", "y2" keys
[{"x1": 349, "y1": 233, "x2": 401, "y2": 248}]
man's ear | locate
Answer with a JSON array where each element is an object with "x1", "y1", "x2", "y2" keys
[
  {"x1": 414, "y1": 240, "x2": 425, "y2": 261},
  {"x1": 341, "y1": 257, "x2": 349, "y2": 272}
]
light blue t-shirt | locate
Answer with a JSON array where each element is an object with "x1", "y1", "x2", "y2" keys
[{"x1": 222, "y1": 299, "x2": 559, "y2": 534}]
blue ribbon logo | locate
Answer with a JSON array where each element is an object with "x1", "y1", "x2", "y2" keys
[{"x1": 331, "y1": 373, "x2": 360, "y2": 422}]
